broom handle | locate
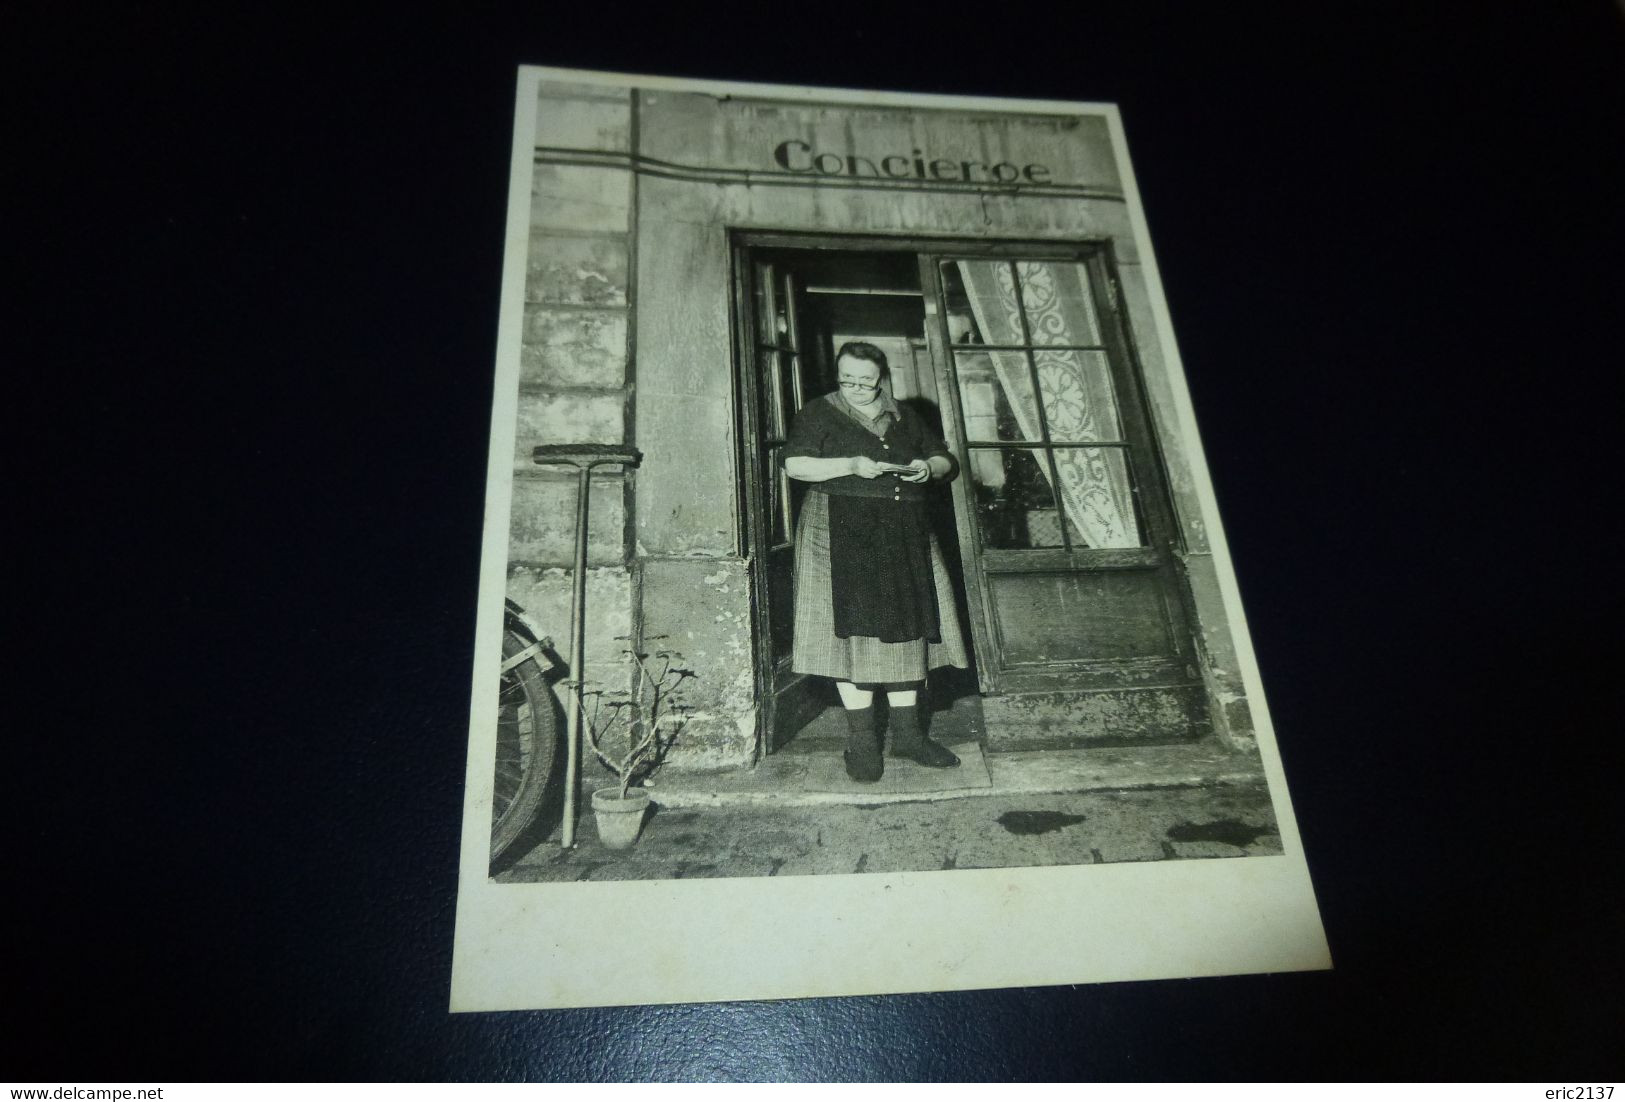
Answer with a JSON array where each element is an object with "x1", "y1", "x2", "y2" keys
[{"x1": 561, "y1": 465, "x2": 592, "y2": 849}]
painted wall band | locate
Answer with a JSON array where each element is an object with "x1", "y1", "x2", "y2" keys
[{"x1": 536, "y1": 146, "x2": 1126, "y2": 202}]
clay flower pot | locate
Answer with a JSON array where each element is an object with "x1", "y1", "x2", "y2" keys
[{"x1": 591, "y1": 786, "x2": 651, "y2": 850}]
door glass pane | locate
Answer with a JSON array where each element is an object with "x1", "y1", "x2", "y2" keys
[
  {"x1": 781, "y1": 352, "x2": 801, "y2": 430},
  {"x1": 940, "y1": 261, "x2": 1017, "y2": 345},
  {"x1": 767, "y1": 449, "x2": 789, "y2": 544},
  {"x1": 954, "y1": 350, "x2": 1042, "y2": 444},
  {"x1": 780, "y1": 272, "x2": 802, "y2": 353},
  {"x1": 792, "y1": 347, "x2": 811, "y2": 412},
  {"x1": 758, "y1": 347, "x2": 785, "y2": 438},
  {"x1": 967, "y1": 447, "x2": 1066, "y2": 550},
  {"x1": 753, "y1": 261, "x2": 777, "y2": 344},
  {"x1": 1033, "y1": 350, "x2": 1123, "y2": 443},
  {"x1": 1015, "y1": 261, "x2": 1102, "y2": 346},
  {"x1": 768, "y1": 283, "x2": 792, "y2": 346},
  {"x1": 944, "y1": 259, "x2": 1105, "y2": 347},
  {"x1": 1051, "y1": 446, "x2": 1145, "y2": 549}
]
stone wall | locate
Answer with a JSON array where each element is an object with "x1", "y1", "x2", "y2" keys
[
  {"x1": 514, "y1": 82, "x2": 758, "y2": 777},
  {"x1": 511, "y1": 82, "x2": 639, "y2": 785}
]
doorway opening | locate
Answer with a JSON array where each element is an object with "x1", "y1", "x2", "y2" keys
[
  {"x1": 735, "y1": 233, "x2": 1211, "y2": 760},
  {"x1": 735, "y1": 244, "x2": 983, "y2": 755}
]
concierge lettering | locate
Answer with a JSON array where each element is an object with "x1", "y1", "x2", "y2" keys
[{"x1": 773, "y1": 140, "x2": 1051, "y2": 185}]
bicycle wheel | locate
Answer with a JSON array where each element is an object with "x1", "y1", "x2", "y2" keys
[{"x1": 491, "y1": 626, "x2": 558, "y2": 862}]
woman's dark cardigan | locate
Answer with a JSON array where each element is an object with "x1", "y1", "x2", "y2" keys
[{"x1": 781, "y1": 393, "x2": 958, "y2": 643}]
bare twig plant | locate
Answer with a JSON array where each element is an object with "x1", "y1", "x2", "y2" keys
[{"x1": 579, "y1": 636, "x2": 695, "y2": 799}]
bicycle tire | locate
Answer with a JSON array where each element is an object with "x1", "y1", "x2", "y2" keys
[{"x1": 491, "y1": 627, "x2": 558, "y2": 862}]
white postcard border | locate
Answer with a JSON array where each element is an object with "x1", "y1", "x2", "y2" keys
[{"x1": 450, "y1": 66, "x2": 1329, "y2": 1013}]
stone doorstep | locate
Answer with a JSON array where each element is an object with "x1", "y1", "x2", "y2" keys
[{"x1": 642, "y1": 739, "x2": 1266, "y2": 809}]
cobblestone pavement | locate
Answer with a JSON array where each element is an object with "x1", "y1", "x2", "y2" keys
[{"x1": 496, "y1": 782, "x2": 1281, "y2": 883}]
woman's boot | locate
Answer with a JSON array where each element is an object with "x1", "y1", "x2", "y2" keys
[
  {"x1": 886, "y1": 703, "x2": 960, "y2": 768},
  {"x1": 843, "y1": 707, "x2": 883, "y2": 782}
]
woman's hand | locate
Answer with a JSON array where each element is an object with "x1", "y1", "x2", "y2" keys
[
  {"x1": 851, "y1": 456, "x2": 884, "y2": 479},
  {"x1": 899, "y1": 459, "x2": 931, "y2": 483}
]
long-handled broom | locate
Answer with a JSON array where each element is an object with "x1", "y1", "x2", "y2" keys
[{"x1": 531, "y1": 443, "x2": 643, "y2": 848}]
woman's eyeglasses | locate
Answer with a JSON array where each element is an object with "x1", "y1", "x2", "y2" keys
[{"x1": 838, "y1": 380, "x2": 880, "y2": 391}]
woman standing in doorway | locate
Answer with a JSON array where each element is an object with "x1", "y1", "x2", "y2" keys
[{"x1": 782, "y1": 341, "x2": 969, "y2": 782}]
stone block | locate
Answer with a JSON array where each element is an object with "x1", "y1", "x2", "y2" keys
[
  {"x1": 634, "y1": 217, "x2": 732, "y2": 398},
  {"x1": 520, "y1": 305, "x2": 627, "y2": 389},
  {"x1": 538, "y1": 79, "x2": 631, "y2": 103},
  {"x1": 535, "y1": 94, "x2": 631, "y2": 151},
  {"x1": 654, "y1": 717, "x2": 759, "y2": 774},
  {"x1": 508, "y1": 474, "x2": 628, "y2": 567},
  {"x1": 634, "y1": 392, "x2": 738, "y2": 557},
  {"x1": 980, "y1": 686, "x2": 1210, "y2": 749},
  {"x1": 636, "y1": 558, "x2": 758, "y2": 772},
  {"x1": 1166, "y1": 553, "x2": 1261, "y2": 751},
  {"x1": 1219, "y1": 694, "x2": 1256, "y2": 746},
  {"x1": 526, "y1": 234, "x2": 627, "y2": 307},
  {"x1": 634, "y1": 177, "x2": 1135, "y2": 294},
  {"x1": 1182, "y1": 552, "x2": 1240, "y2": 686},
  {"x1": 531, "y1": 165, "x2": 631, "y2": 234},
  {"x1": 632, "y1": 90, "x2": 714, "y2": 163},
  {"x1": 505, "y1": 564, "x2": 633, "y2": 695},
  {"x1": 513, "y1": 392, "x2": 626, "y2": 467}
]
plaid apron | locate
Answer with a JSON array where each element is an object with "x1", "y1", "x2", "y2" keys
[{"x1": 791, "y1": 490, "x2": 969, "y2": 682}]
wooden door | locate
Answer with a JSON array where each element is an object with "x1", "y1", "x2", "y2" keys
[{"x1": 920, "y1": 247, "x2": 1209, "y2": 741}]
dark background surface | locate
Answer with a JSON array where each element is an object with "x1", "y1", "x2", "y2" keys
[{"x1": 15, "y1": 2, "x2": 1625, "y2": 1081}]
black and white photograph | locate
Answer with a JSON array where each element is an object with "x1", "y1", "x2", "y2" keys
[
  {"x1": 19, "y1": 3, "x2": 1625, "y2": 1081},
  {"x1": 451, "y1": 67, "x2": 1328, "y2": 1012}
]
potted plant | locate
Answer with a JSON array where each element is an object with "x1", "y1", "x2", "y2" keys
[{"x1": 581, "y1": 640, "x2": 693, "y2": 850}]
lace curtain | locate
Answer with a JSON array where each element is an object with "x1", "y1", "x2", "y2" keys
[{"x1": 956, "y1": 260, "x2": 1141, "y2": 549}]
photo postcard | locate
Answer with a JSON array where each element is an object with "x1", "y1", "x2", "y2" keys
[{"x1": 450, "y1": 65, "x2": 1330, "y2": 1011}]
